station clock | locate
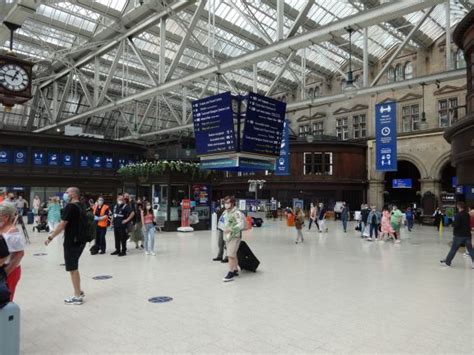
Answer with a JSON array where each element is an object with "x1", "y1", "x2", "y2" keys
[{"x1": 0, "y1": 53, "x2": 33, "y2": 111}]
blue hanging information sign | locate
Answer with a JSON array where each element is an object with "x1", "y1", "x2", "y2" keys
[
  {"x1": 0, "y1": 148, "x2": 10, "y2": 164},
  {"x1": 13, "y1": 149, "x2": 27, "y2": 165},
  {"x1": 275, "y1": 120, "x2": 290, "y2": 175},
  {"x1": 375, "y1": 102, "x2": 397, "y2": 171},
  {"x1": 62, "y1": 152, "x2": 74, "y2": 167},
  {"x1": 192, "y1": 92, "x2": 236, "y2": 155},
  {"x1": 32, "y1": 150, "x2": 45, "y2": 166},
  {"x1": 242, "y1": 92, "x2": 286, "y2": 156},
  {"x1": 48, "y1": 152, "x2": 60, "y2": 166}
]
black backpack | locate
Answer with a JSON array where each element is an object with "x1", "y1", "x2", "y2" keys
[{"x1": 74, "y1": 203, "x2": 96, "y2": 244}]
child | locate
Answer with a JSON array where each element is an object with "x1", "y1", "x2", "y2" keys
[
  {"x1": 380, "y1": 207, "x2": 395, "y2": 242},
  {"x1": 295, "y1": 207, "x2": 304, "y2": 244}
]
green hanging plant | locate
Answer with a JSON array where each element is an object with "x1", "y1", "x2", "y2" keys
[{"x1": 118, "y1": 160, "x2": 208, "y2": 179}]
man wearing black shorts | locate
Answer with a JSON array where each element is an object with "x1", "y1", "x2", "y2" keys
[{"x1": 45, "y1": 187, "x2": 86, "y2": 305}]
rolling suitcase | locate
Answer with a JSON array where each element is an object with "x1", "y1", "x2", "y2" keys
[
  {"x1": 0, "y1": 302, "x2": 20, "y2": 355},
  {"x1": 27, "y1": 211, "x2": 34, "y2": 225},
  {"x1": 237, "y1": 241, "x2": 260, "y2": 272}
]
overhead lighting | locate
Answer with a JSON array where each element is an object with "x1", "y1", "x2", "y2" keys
[
  {"x1": 419, "y1": 83, "x2": 429, "y2": 130},
  {"x1": 343, "y1": 27, "x2": 357, "y2": 99}
]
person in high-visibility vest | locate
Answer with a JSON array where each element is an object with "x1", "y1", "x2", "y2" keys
[{"x1": 93, "y1": 197, "x2": 110, "y2": 254}]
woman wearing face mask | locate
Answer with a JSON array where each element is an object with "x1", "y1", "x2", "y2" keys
[
  {"x1": 217, "y1": 196, "x2": 245, "y2": 282},
  {"x1": 131, "y1": 201, "x2": 144, "y2": 249},
  {"x1": 93, "y1": 197, "x2": 110, "y2": 254},
  {"x1": 0, "y1": 204, "x2": 25, "y2": 300},
  {"x1": 141, "y1": 203, "x2": 156, "y2": 255},
  {"x1": 47, "y1": 197, "x2": 61, "y2": 234}
]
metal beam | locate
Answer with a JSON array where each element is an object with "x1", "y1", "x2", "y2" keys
[
  {"x1": 363, "y1": 27, "x2": 369, "y2": 87},
  {"x1": 159, "y1": 17, "x2": 166, "y2": 83},
  {"x1": 75, "y1": 70, "x2": 93, "y2": 107},
  {"x1": 128, "y1": 38, "x2": 159, "y2": 85},
  {"x1": 55, "y1": 73, "x2": 73, "y2": 122},
  {"x1": 137, "y1": 98, "x2": 155, "y2": 132},
  {"x1": 370, "y1": 6, "x2": 435, "y2": 87},
  {"x1": 445, "y1": 0, "x2": 452, "y2": 70},
  {"x1": 119, "y1": 68, "x2": 466, "y2": 141},
  {"x1": 38, "y1": 0, "x2": 196, "y2": 89},
  {"x1": 165, "y1": 0, "x2": 207, "y2": 82},
  {"x1": 265, "y1": 0, "x2": 314, "y2": 96},
  {"x1": 39, "y1": 89, "x2": 54, "y2": 124},
  {"x1": 287, "y1": 69, "x2": 465, "y2": 112},
  {"x1": 34, "y1": 0, "x2": 444, "y2": 133},
  {"x1": 277, "y1": 0, "x2": 284, "y2": 41},
  {"x1": 98, "y1": 41, "x2": 124, "y2": 105}
]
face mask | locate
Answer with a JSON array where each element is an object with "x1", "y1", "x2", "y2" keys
[
  {"x1": 98, "y1": 199, "x2": 104, "y2": 205},
  {"x1": 224, "y1": 203, "x2": 231, "y2": 209},
  {"x1": 63, "y1": 193, "x2": 70, "y2": 203}
]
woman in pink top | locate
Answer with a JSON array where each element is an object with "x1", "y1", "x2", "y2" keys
[
  {"x1": 141, "y1": 202, "x2": 156, "y2": 256},
  {"x1": 379, "y1": 207, "x2": 395, "y2": 242}
]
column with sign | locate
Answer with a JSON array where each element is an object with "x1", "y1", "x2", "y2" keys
[{"x1": 375, "y1": 102, "x2": 397, "y2": 171}]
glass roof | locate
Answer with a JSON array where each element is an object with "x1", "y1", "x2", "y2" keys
[{"x1": 0, "y1": 0, "x2": 471, "y2": 138}]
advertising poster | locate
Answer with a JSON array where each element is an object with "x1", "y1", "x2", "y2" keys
[
  {"x1": 375, "y1": 102, "x2": 397, "y2": 171},
  {"x1": 192, "y1": 185, "x2": 209, "y2": 205}
]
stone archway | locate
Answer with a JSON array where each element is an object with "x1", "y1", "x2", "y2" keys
[
  {"x1": 430, "y1": 151, "x2": 452, "y2": 180},
  {"x1": 395, "y1": 152, "x2": 429, "y2": 179}
]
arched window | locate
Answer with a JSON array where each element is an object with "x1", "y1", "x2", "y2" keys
[
  {"x1": 314, "y1": 86, "x2": 320, "y2": 97},
  {"x1": 387, "y1": 67, "x2": 395, "y2": 83},
  {"x1": 404, "y1": 61, "x2": 413, "y2": 79},
  {"x1": 395, "y1": 63, "x2": 404, "y2": 81},
  {"x1": 454, "y1": 50, "x2": 466, "y2": 69}
]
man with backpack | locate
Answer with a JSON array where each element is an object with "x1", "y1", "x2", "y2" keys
[{"x1": 45, "y1": 187, "x2": 91, "y2": 305}]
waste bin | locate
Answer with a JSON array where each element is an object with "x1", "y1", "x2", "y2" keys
[{"x1": 0, "y1": 302, "x2": 20, "y2": 355}]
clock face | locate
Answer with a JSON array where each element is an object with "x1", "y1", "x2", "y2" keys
[{"x1": 0, "y1": 64, "x2": 30, "y2": 92}]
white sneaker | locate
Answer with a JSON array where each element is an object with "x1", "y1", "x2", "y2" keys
[
  {"x1": 463, "y1": 252, "x2": 469, "y2": 257},
  {"x1": 151, "y1": 252, "x2": 156, "y2": 256},
  {"x1": 145, "y1": 251, "x2": 150, "y2": 255},
  {"x1": 395, "y1": 240, "x2": 401, "y2": 244},
  {"x1": 366, "y1": 237, "x2": 373, "y2": 241},
  {"x1": 64, "y1": 296, "x2": 83, "y2": 305}
]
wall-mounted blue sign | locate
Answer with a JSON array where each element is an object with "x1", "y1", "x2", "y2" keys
[
  {"x1": 118, "y1": 157, "x2": 127, "y2": 168},
  {"x1": 104, "y1": 156, "x2": 114, "y2": 169},
  {"x1": 32, "y1": 150, "x2": 45, "y2": 166},
  {"x1": 392, "y1": 179, "x2": 412, "y2": 189},
  {"x1": 375, "y1": 102, "x2": 397, "y2": 172},
  {"x1": 455, "y1": 185, "x2": 464, "y2": 194},
  {"x1": 242, "y1": 92, "x2": 286, "y2": 156},
  {"x1": 92, "y1": 154, "x2": 102, "y2": 168},
  {"x1": 452, "y1": 176, "x2": 457, "y2": 188},
  {"x1": 80, "y1": 153, "x2": 90, "y2": 168},
  {"x1": 13, "y1": 149, "x2": 27, "y2": 165},
  {"x1": 465, "y1": 185, "x2": 474, "y2": 199},
  {"x1": 192, "y1": 92, "x2": 236, "y2": 155},
  {"x1": 63, "y1": 152, "x2": 74, "y2": 167},
  {"x1": 0, "y1": 148, "x2": 11, "y2": 164},
  {"x1": 48, "y1": 152, "x2": 60, "y2": 166},
  {"x1": 275, "y1": 120, "x2": 290, "y2": 175}
]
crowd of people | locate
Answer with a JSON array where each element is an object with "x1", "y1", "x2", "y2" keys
[{"x1": 0, "y1": 189, "x2": 473, "y2": 306}]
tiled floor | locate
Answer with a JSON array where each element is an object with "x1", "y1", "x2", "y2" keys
[{"x1": 14, "y1": 219, "x2": 473, "y2": 354}]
